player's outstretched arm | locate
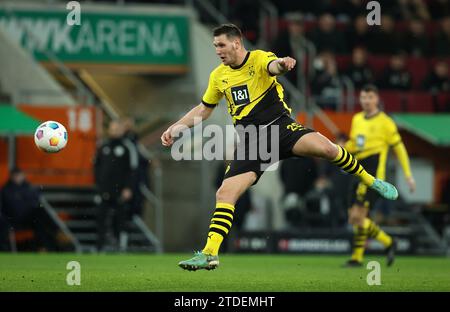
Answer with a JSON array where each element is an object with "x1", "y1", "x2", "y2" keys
[
  {"x1": 268, "y1": 57, "x2": 296, "y2": 76},
  {"x1": 161, "y1": 103, "x2": 214, "y2": 147}
]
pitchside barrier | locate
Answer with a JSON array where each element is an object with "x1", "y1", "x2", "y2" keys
[{"x1": 231, "y1": 231, "x2": 416, "y2": 255}]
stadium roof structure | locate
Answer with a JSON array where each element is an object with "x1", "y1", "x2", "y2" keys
[
  {"x1": 0, "y1": 104, "x2": 40, "y2": 135},
  {"x1": 392, "y1": 113, "x2": 450, "y2": 147}
]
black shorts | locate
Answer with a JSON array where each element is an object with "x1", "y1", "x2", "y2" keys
[
  {"x1": 348, "y1": 154, "x2": 380, "y2": 208},
  {"x1": 223, "y1": 114, "x2": 315, "y2": 184}
]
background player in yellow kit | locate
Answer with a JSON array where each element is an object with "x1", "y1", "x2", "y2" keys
[{"x1": 344, "y1": 84, "x2": 416, "y2": 267}]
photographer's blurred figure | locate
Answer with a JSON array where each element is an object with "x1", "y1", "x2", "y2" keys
[
  {"x1": 122, "y1": 117, "x2": 150, "y2": 217},
  {"x1": 94, "y1": 120, "x2": 138, "y2": 252},
  {"x1": 0, "y1": 168, "x2": 57, "y2": 251},
  {"x1": 0, "y1": 214, "x2": 10, "y2": 251}
]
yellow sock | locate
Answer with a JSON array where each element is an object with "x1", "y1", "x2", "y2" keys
[
  {"x1": 202, "y1": 202, "x2": 235, "y2": 256},
  {"x1": 366, "y1": 218, "x2": 392, "y2": 247},
  {"x1": 351, "y1": 246, "x2": 365, "y2": 262},
  {"x1": 351, "y1": 219, "x2": 370, "y2": 262},
  {"x1": 333, "y1": 145, "x2": 375, "y2": 186},
  {"x1": 203, "y1": 232, "x2": 224, "y2": 256},
  {"x1": 375, "y1": 231, "x2": 392, "y2": 247}
]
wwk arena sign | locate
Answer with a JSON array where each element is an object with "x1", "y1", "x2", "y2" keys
[{"x1": 0, "y1": 5, "x2": 190, "y2": 73}]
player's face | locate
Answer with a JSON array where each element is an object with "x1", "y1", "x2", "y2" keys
[
  {"x1": 213, "y1": 34, "x2": 239, "y2": 66},
  {"x1": 108, "y1": 121, "x2": 124, "y2": 138},
  {"x1": 11, "y1": 172, "x2": 25, "y2": 185},
  {"x1": 359, "y1": 91, "x2": 379, "y2": 113}
]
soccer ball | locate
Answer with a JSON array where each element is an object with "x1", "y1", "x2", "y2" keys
[{"x1": 34, "y1": 121, "x2": 68, "y2": 153}]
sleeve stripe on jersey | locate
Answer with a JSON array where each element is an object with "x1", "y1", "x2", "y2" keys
[{"x1": 201, "y1": 100, "x2": 218, "y2": 108}]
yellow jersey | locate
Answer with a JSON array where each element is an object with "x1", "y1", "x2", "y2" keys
[
  {"x1": 345, "y1": 111, "x2": 412, "y2": 180},
  {"x1": 202, "y1": 50, "x2": 291, "y2": 126}
]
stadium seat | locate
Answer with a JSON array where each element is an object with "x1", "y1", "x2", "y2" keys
[
  {"x1": 436, "y1": 93, "x2": 450, "y2": 112},
  {"x1": 405, "y1": 92, "x2": 434, "y2": 112},
  {"x1": 406, "y1": 58, "x2": 430, "y2": 89},
  {"x1": 379, "y1": 91, "x2": 434, "y2": 113},
  {"x1": 367, "y1": 56, "x2": 391, "y2": 78},
  {"x1": 336, "y1": 55, "x2": 351, "y2": 72},
  {"x1": 379, "y1": 91, "x2": 404, "y2": 112}
]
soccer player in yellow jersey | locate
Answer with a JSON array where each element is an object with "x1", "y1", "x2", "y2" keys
[
  {"x1": 344, "y1": 84, "x2": 416, "y2": 267},
  {"x1": 161, "y1": 24, "x2": 399, "y2": 271}
]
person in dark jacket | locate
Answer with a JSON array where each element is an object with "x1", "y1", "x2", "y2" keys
[
  {"x1": 404, "y1": 19, "x2": 430, "y2": 57},
  {"x1": 123, "y1": 117, "x2": 150, "y2": 217},
  {"x1": 422, "y1": 61, "x2": 450, "y2": 94},
  {"x1": 1, "y1": 168, "x2": 57, "y2": 251},
  {"x1": 311, "y1": 51, "x2": 342, "y2": 110},
  {"x1": 345, "y1": 15, "x2": 373, "y2": 51},
  {"x1": 308, "y1": 13, "x2": 346, "y2": 54},
  {"x1": 369, "y1": 15, "x2": 403, "y2": 55},
  {"x1": 378, "y1": 53, "x2": 412, "y2": 90},
  {"x1": 272, "y1": 13, "x2": 314, "y2": 87},
  {"x1": 345, "y1": 47, "x2": 375, "y2": 89},
  {"x1": 94, "y1": 120, "x2": 138, "y2": 251},
  {"x1": 436, "y1": 16, "x2": 450, "y2": 57}
]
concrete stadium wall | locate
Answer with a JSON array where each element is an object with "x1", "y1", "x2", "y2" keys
[{"x1": 0, "y1": 28, "x2": 75, "y2": 105}]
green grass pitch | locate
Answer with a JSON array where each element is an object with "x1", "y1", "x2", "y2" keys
[{"x1": 1, "y1": 253, "x2": 449, "y2": 291}]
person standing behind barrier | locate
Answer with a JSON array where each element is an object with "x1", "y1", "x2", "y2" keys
[
  {"x1": 94, "y1": 120, "x2": 138, "y2": 252},
  {"x1": 123, "y1": 117, "x2": 150, "y2": 217}
]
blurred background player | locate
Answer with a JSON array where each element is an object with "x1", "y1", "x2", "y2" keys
[
  {"x1": 343, "y1": 84, "x2": 416, "y2": 267},
  {"x1": 122, "y1": 117, "x2": 150, "y2": 218},
  {"x1": 94, "y1": 120, "x2": 138, "y2": 252}
]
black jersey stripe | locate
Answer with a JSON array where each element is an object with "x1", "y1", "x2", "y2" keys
[{"x1": 202, "y1": 100, "x2": 218, "y2": 108}]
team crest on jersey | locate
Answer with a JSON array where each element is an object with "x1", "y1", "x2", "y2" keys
[
  {"x1": 356, "y1": 135, "x2": 366, "y2": 148},
  {"x1": 249, "y1": 65, "x2": 255, "y2": 77}
]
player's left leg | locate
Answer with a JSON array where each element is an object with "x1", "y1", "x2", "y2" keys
[
  {"x1": 346, "y1": 183, "x2": 396, "y2": 267},
  {"x1": 348, "y1": 211, "x2": 396, "y2": 267},
  {"x1": 346, "y1": 202, "x2": 369, "y2": 267},
  {"x1": 291, "y1": 132, "x2": 398, "y2": 200},
  {"x1": 202, "y1": 171, "x2": 256, "y2": 257},
  {"x1": 178, "y1": 171, "x2": 257, "y2": 271}
]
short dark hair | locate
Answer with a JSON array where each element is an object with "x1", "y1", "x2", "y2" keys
[
  {"x1": 361, "y1": 84, "x2": 379, "y2": 94},
  {"x1": 213, "y1": 24, "x2": 243, "y2": 39}
]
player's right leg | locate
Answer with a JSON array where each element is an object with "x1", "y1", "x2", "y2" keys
[
  {"x1": 344, "y1": 183, "x2": 396, "y2": 267},
  {"x1": 345, "y1": 202, "x2": 368, "y2": 267},
  {"x1": 178, "y1": 171, "x2": 257, "y2": 271},
  {"x1": 291, "y1": 132, "x2": 398, "y2": 200}
]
